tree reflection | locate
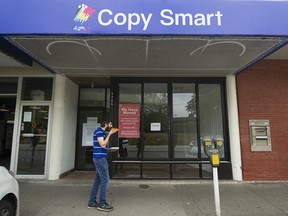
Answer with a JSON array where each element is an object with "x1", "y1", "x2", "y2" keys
[
  {"x1": 185, "y1": 93, "x2": 197, "y2": 118},
  {"x1": 144, "y1": 93, "x2": 168, "y2": 132}
]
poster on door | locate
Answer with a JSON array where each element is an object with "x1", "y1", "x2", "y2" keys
[
  {"x1": 82, "y1": 117, "x2": 100, "y2": 146},
  {"x1": 119, "y1": 104, "x2": 140, "y2": 138}
]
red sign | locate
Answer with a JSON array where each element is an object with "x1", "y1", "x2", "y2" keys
[{"x1": 119, "y1": 104, "x2": 140, "y2": 138}]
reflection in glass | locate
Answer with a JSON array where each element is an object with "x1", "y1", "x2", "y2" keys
[
  {"x1": 21, "y1": 78, "x2": 53, "y2": 101},
  {"x1": 112, "y1": 81, "x2": 227, "y2": 179},
  {"x1": 118, "y1": 84, "x2": 141, "y2": 159},
  {"x1": 172, "y1": 84, "x2": 197, "y2": 159},
  {"x1": 143, "y1": 84, "x2": 168, "y2": 159},
  {"x1": 202, "y1": 164, "x2": 213, "y2": 178},
  {"x1": 142, "y1": 164, "x2": 170, "y2": 178},
  {"x1": 0, "y1": 77, "x2": 18, "y2": 94},
  {"x1": 80, "y1": 88, "x2": 106, "y2": 107},
  {"x1": 17, "y1": 106, "x2": 49, "y2": 175},
  {"x1": 113, "y1": 163, "x2": 140, "y2": 179},
  {"x1": 199, "y1": 84, "x2": 224, "y2": 159},
  {"x1": 172, "y1": 164, "x2": 199, "y2": 178}
]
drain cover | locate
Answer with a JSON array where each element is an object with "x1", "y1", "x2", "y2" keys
[{"x1": 139, "y1": 184, "x2": 149, "y2": 189}]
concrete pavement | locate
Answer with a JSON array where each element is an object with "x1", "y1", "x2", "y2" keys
[{"x1": 19, "y1": 178, "x2": 288, "y2": 216}]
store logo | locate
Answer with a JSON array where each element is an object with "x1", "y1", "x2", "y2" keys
[
  {"x1": 73, "y1": 4, "x2": 95, "y2": 31},
  {"x1": 72, "y1": 4, "x2": 223, "y2": 32}
]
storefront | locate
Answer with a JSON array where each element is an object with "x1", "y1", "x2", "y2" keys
[
  {"x1": 76, "y1": 77, "x2": 231, "y2": 179},
  {"x1": 1, "y1": 0, "x2": 288, "y2": 181},
  {"x1": 0, "y1": 74, "x2": 232, "y2": 180}
]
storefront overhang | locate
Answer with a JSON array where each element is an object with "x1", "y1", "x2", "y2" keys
[
  {"x1": 4, "y1": 36, "x2": 287, "y2": 78},
  {"x1": 0, "y1": 38, "x2": 33, "y2": 67},
  {"x1": 1, "y1": 0, "x2": 288, "y2": 84}
]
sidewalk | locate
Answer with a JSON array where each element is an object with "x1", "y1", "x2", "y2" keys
[{"x1": 19, "y1": 178, "x2": 288, "y2": 216}]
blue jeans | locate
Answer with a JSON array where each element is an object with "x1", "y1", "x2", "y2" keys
[{"x1": 88, "y1": 158, "x2": 109, "y2": 205}]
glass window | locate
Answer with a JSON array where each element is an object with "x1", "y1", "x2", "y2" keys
[
  {"x1": 21, "y1": 78, "x2": 53, "y2": 101},
  {"x1": 142, "y1": 164, "x2": 170, "y2": 178},
  {"x1": 118, "y1": 84, "x2": 141, "y2": 159},
  {"x1": 119, "y1": 84, "x2": 141, "y2": 104},
  {"x1": 0, "y1": 77, "x2": 18, "y2": 94},
  {"x1": 172, "y1": 84, "x2": 197, "y2": 159},
  {"x1": 199, "y1": 84, "x2": 224, "y2": 159},
  {"x1": 202, "y1": 164, "x2": 213, "y2": 178},
  {"x1": 112, "y1": 163, "x2": 140, "y2": 179},
  {"x1": 111, "y1": 79, "x2": 229, "y2": 179},
  {"x1": 80, "y1": 88, "x2": 106, "y2": 107},
  {"x1": 143, "y1": 83, "x2": 168, "y2": 159},
  {"x1": 172, "y1": 164, "x2": 200, "y2": 178}
]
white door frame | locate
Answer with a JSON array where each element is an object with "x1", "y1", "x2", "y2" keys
[{"x1": 14, "y1": 102, "x2": 52, "y2": 179}]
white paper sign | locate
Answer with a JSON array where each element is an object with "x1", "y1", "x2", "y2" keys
[
  {"x1": 82, "y1": 123, "x2": 100, "y2": 146},
  {"x1": 23, "y1": 112, "x2": 32, "y2": 122},
  {"x1": 151, "y1": 122, "x2": 161, "y2": 131},
  {"x1": 87, "y1": 117, "x2": 98, "y2": 125}
]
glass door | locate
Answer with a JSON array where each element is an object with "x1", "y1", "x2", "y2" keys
[
  {"x1": 172, "y1": 83, "x2": 197, "y2": 159},
  {"x1": 143, "y1": 83, "x2": 169, "y2": 159},
  {"x1": 76, "y1": 108, "x2": 105, "y2": 170},
  {"x1": 75, "y1": 88, "x2": 110, "y2": 170},
  {"x1": 16, "y1": 104, "x2": 50, "y2": 176},
  {"x1": 171, "y1": 83, "x2": 200, "y2": 178},
  {"x1": 142, "y1": 83, "x2": 169, "y2": 178}
]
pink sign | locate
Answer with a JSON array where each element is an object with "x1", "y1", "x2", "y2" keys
[{"x1": 119, "y1": 104, "x2": 140, "y2": 138}]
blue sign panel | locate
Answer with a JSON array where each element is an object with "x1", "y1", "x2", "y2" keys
[{"x1": 1, "y1": 0, "x2": 288, "y2": 36}]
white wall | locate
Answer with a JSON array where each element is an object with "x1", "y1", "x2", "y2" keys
[
  {"x1": 60, "y1": 77, "x2": 79, "y2": 174},
  {"x1": 48, "y1": 75, "x2": 78, "y2": 180}
]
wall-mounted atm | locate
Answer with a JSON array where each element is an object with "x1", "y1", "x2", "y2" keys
[{"x1": 249, "y1": 120, "x2": 272, "y2": 152}]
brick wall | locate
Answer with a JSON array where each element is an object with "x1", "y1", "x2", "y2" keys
[{"x1": 237, "y1": 60, "x2": 288, "y2": 180}]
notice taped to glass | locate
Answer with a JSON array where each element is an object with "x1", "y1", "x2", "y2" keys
[{"x1": 119, "y1": 104, "x2": 140, "y2": 138}]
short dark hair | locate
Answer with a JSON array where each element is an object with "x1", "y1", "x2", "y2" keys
[{"x1": 100, "y1": 120, "x2": 112, "y2": 127}]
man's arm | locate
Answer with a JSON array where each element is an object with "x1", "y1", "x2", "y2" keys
[{"x1": 98, "y1": 130, "x2": 117, "y2": 148}]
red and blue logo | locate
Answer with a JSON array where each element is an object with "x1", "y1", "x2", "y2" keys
[{"x1": 73, "y1": 4, "x2": 95, "y2": 31}]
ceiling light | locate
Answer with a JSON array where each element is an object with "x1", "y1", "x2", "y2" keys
[
  {"x1": 0, "y1": 104, "x2": 9, "y2": 112},
  {"x1": 29, "y1": 106, "x2": 41, "y2": 110},
  {"x1": 38, "y1": 110, "x2": 48, "y2": 113}
]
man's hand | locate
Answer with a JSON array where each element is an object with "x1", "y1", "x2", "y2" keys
[{"x1": 109, "y1": 128, "x2": 119, "y2": 135}]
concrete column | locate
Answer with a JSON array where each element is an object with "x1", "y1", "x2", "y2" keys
[
  {"x1": 47, "y1": 75, "x2": 78, "y2": 180},
  {"x1": 226, "y1": 75, "x2": 243, "y2": 181},
  {"x1": 48, "y1": 75, "x2": 65, "y2": 180}
]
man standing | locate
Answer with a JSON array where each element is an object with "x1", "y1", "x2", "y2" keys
[{"x1": 87, "y1": 120, "x2": 118, "y2": 212}]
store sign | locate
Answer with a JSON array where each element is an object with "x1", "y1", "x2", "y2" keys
[
  {"x1": 151, "y1": 123, "x2": 161, "y2": 132},
  {"x1": 1, "y1": 0, "x2": 288, "y2": 36},
  {"x1": 119, "y1": 104, "x2": 140, "y2": 138}
]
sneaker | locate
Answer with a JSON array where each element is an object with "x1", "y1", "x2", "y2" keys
[
  {"x1": 87, "y1": 202, "x2": 99, "y2": 209},
  {"x1": 97, "y1": 203, "x2": 113, "y2": 212}
]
